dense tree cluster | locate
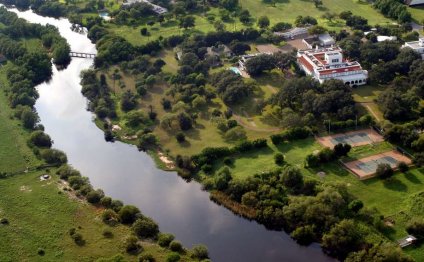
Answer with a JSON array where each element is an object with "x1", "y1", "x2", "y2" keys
[
  {"x1": 0, "y1": 7, "x2": 70, "y2": 66},
  {"x1": 244, "y1": 52, "x2": 296, "y2": 76},
  {"x1": 271, "y1": 78, "x2": 356, "y2": 123},
  {"x1": 80, "y1": 70, "x2": 116, "y2": 119},
  {"x1": 374, "y1": 0, "x2": 412, "y2": 23},
  {"x1": 210, "y1": 70, "x2": 253, "y2": 104}
]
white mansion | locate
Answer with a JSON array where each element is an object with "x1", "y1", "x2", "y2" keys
[{"x1": 297, "y1": 46, "x2": 368, "y2": 86}]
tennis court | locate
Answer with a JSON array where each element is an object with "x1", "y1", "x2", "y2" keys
[
  {"x1": 316, "y1": 129, "x2": 384, "y2": 148},
  {"x1": 343, "y1": 150, "x2": 412, "y2": 179}
]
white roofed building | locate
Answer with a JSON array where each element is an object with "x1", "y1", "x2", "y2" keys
[
  {"x1": 405, "y1": 0, "x2": 424, "y2": 6},
  {"x1": 402, "y1": 38, "x2": 424, "y2": 59},
  {"x1": 297, "y1": 46, "x2": 368, "y2": 86}
]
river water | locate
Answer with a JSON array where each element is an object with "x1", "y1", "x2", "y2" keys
[{"x1": 8, "y1": 7, "x2": 333, "y2": 262}]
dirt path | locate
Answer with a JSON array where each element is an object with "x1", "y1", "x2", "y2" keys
[
  {"x1": 232, "y1": 114, "x2": 283, "y2": 132},
  {"x1": 358, "y1": 102, "x2": 382, "y2": 122}
]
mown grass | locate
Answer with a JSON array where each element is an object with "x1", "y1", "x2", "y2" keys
[
  {"x1": 107, "y1": 0, "x2": 392, "y2": 45},
  {"x1": 408, "y1": 5, "x2": 424, "y2": 23},
  {"x1": 106, "y1": 7, "x2": 245, "y2": 46},
  {"x1": 241, "y1": 0, "x2": 391, "y2": 27},
  {"x1": 352, "y1": 84, "x2": 386, "y2": 103}
]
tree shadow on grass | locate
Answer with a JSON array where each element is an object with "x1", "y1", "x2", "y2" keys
[
  {"x1": 404, "y1": 172, "x2": 422, "y2": 184},
  {"x1": 178, "y1": 140, "x2": 191, "y2": 148},
  {"x1": 383, "y1": 177, "x2": 408, "y2": 192},
  {"x1": 275, "y1": 138, "x2": 316, "y2": 153},
  {"x1": 183, "y1": 128, "x2": 201, "y2": 141}
]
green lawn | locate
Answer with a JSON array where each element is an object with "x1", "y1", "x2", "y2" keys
[
  {"x1": 106, "y1": 8, "x2": 244, "y2": 46},
  {"x1": 408, "y1": 5, "x2": 424, "y2": 23},
  {"x1": 241, "y1": 0, "x2": 392, "y2": 30},
  {"x1": 352, "y1": 84, "x2": 386, "y2": 103},
  {"x1": 108, "y1": 0, "x2": 392, "y2": 45}
]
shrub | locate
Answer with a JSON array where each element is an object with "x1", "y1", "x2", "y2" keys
[
  {"x1": 227, "y1": 119, "x2": 238, "y2": 129},
  {"x1": 176, "y1": 132, "x2": 185, "y2": 143},
  {"x1": 223, "y1": 157, "x2": 233, "y2": 166},
  {"x1": 398, "y1": 161, "x2": 409, "y2": 173},
  {"x1": 305, "y1": 154, "x2": 319, "y2": 168},
  {"x1": 406, "y1": 218, "x2": 424, "y2": 239},
  {"x1": 201, "y1": 164, "x2": 213, "y2": 174},
  {"x1": 86, "y1": 189, "x2": 104, "y2": 204},
  {"x1": 29, "y1": 130, "x2": 52, "y2": 148},
  {"x1": 138, "y1": 133, "x2": 159, "y2": 151},
  {"x1": 191, "y1": 245, "x2": 209, "y2": 259},
  {"x1": 274, "y1": 153, "x2": 285, "y2": 166},
  {"x1": 166, "y1": 253, "x2": 180, "y2": 262},
  {"x1": 348, "y1": 200, "x2": 364, "y2": 213},
  {"x1": 290, "y1": 225, "x2": 316, "y2": 246},
  {"x1": 139, "y1": 253, "x2": 155, "y2": 262},
  {"x1": 241, "y1": 191, "x2": 258, "y2": 207},
  {"x1": 40, "y1": 149, "x2": 67, "y2": 164},
  {"x1": 56, "y1": 165, "x2": 80, "y2": 180},
  {"x1": 111, "y1": 199, "x2": 124, "y2": 212},
  {"x1": 37, "y1": 248, "x2": 45, "y2": 256},
  {"x1": 317, "y1": 148, "x2": 335, "y2": 163},
  {"x1": 102, "y1": 229, "x2": 113, "y2": 238},
  {"x1": 333, "y1": 143, "x2": 351, "y2": 157},
  {"x1": 376, "y1": 163, "x2": 394, "y2": 179},
  {"x1": 158, "y1": 233, "x2": 175, "y2": 247},
  {"x1": 100, "y1": 196, "x2": 112, "y2": 208},
  {"x1": 125, "y1": 235, "x2": 141, "y2": 253},
  {"x1": 224, "y1": 126, "x2": 246, "y2": 141},
  {"x1": 169, "y1": 240, "x2": 183, "y2": 252},
  {"x1": 132, "y1": 217, "x2": 159, "y2": 239},
  {"x1": 71, "y1": 233, "x2": 85, "y2": 246},
  {"x1": 118, "y1": 205, "x2": 141, "y2": 224}
]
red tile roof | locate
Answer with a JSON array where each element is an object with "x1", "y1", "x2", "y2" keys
[{"x1": 319, "y1": 66, "x2": 363, "y2": 76}]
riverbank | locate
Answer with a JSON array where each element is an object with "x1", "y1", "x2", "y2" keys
[
  {"x1": 6, "y1": 6, "x2": 336, "y2": 262},
  {"x1": 0, "y1": 7, "x2": 205, "y2": 261}
]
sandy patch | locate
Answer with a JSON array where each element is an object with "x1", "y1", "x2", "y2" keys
[
  {"x1": 20, "y1": 185, "x2": 32, "y2": 192},
  {"x1": 158, "y1": 151, "x2": 175, "y2": 169}
]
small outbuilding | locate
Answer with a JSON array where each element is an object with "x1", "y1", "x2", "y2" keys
[
  {"x1": 405, "y1": 0, "x2": 424, "y2": 6},
  {"x1": 398, "y1": 235, "x2": 417, "y2": 248}
]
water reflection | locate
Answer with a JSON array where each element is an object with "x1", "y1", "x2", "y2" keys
[{"x1": 10, "y1": 7, "x2": 333, "y2": 262}]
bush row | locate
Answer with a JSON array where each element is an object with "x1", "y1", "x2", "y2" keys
[
  {"x1": 270, "y1": 127, "x2": 312, "y2": 145},
  {"x1": 192, "y1": 138, "x2": 268, "y2": 167}
]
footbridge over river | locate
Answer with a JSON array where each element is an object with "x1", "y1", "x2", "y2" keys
[{"x1": 70, "y1": 51, "x2": 96, "y2": 58}]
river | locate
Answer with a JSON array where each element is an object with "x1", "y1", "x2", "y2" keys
[{"x1": 8, "y1": 7, "x2": 333, "y2": 262}]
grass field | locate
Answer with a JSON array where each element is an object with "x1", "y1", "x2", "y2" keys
[
  {"x1": 241, "y1": 0, "x2": 392, "y2": 28},
  {"x1": 352, "y1": 84, "x2": 386, "y2": 122},
  {"x1": 0, "y1": 66, "x2": 41, "y2": 173},
  {"x1": 107, "y1": 0, "x2": 393, "y2": 45},
  {"x1": 0, "y1": 170, "x2": 192, "y2": 262},
  {"x1": 408, "y1": 5, "x2": 424, "y2": 23},
  {"x1": 208, "y1": 136, "x2": 424, "y2": 259}
]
